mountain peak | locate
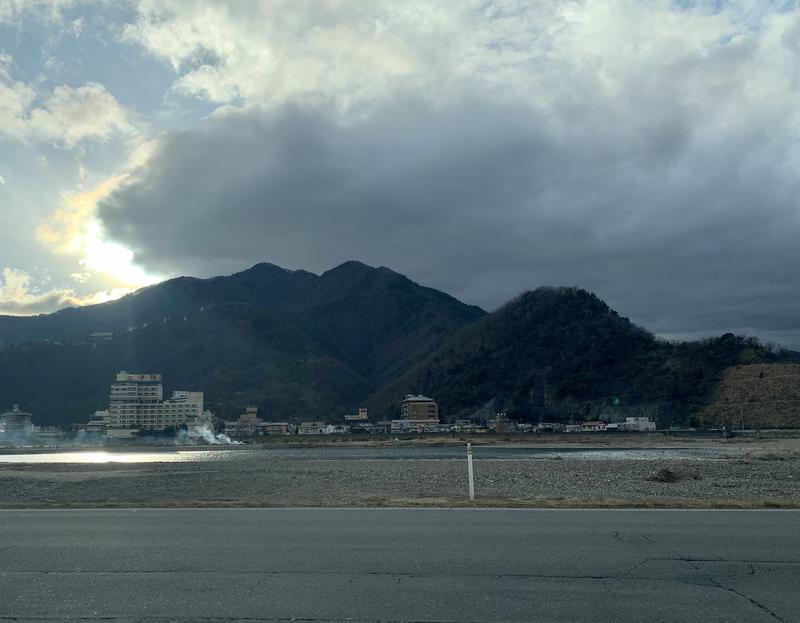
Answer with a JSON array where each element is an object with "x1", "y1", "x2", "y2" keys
[
  {"x1": 322, "y1": 260, "x2": 376, "y2": 276},
  {"x1": 233, "y1": 262, "x2": 303, "y2": 277},
  {"x1": 500, "y1": 287, "x2": 615, "y2": 319}
]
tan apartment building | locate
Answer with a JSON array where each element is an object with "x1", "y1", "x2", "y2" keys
[
  {"x1": 225, "y1": 406, "x2": 263, "y2": 438},
  {"x1": 400, "y1": 395, "x2": 439, "y2": 421},
  {"x1": 344, "y1": 407, "x2": 369, "y2": 422}
]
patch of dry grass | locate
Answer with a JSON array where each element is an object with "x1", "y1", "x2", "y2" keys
[
  {"x1": 744, "y1": 439, "x2": 800, "y2": 461},
  {"x1": 644, "y1": 467, "x2": 701, "y2": 483}
]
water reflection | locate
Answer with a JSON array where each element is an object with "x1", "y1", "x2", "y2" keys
[
  {"x1": 0, "y1": 445, "x2": 735, "y2": 463},
  {"x1": 0, "y1": 451, "x2": 210, "y2": 464}
]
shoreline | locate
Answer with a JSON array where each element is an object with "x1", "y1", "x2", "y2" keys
[{"x1": 3, "y1": 431, "x2": 793, "y2": 455}]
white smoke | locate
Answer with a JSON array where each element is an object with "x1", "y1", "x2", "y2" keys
[
  {"x1": 175, "y1": 425, "x2": 240, "y2": 446},
  {"x1": 0, "y1": 430, "x2": 32, "y2": 447}
]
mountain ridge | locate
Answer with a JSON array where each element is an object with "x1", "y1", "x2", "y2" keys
[
  {"x1": 0, "y1": 260, "x2": 484, "y2": 347},
  {"x1": 0, "y1": 262, "x2": 796, "y2": 428},
  {"x1": 366, "y1": 286, "x2": 791, "y2": 424},
  {"x1": 0, "y1": 261, "x2": 484, "y2": 424}
]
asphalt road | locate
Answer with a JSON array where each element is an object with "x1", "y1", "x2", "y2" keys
[{"x1": 0, "y1": 509, "x2": 797, "y2": 622}]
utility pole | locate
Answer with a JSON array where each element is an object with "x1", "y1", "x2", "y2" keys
[{"x1": 467, "y1": 443, "x2": 475, "y2": 501}]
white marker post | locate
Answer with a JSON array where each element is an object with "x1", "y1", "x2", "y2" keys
[{"x1": 467, "y1": 443, "x2": 475, "y2": 501}]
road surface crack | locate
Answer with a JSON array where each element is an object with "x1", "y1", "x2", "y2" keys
[
  {"x1": 616, "y1": 557, "x2": 663, "y2": 577},
  {"x1": 685, "y1": 560, "x2": 785, "y2": 622}
]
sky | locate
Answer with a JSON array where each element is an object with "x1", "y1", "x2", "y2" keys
[{"x1": 1, "y1": 0, "x2": 800, "y2": 348}]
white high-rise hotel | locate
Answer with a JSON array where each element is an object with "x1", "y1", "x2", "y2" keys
[{"x1": 106, "y1": 372, "x2": 210, "y2": 436}]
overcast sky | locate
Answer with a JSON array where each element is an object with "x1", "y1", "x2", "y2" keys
[{"x1": 2, "y1": 1, "x2": 800, "y2": 347}]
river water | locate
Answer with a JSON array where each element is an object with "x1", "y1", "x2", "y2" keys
[{"x1": 0, "y1": 445, "x2": 739, "y2": 463}]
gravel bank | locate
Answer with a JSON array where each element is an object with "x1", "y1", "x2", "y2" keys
[{"x1": 1, "y1": 442, "x2": 798, "y2": 508}]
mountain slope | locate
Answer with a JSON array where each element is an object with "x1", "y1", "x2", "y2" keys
[
  {"x1": 294, "y1": 262, "x2": 485, "y2": 382},
  {"x1": 1, "y1": 266, "x2": 796, "y2": 428},
  {"x1": 0, "y1": 304, "x2": 371, "y2": 425},
  {"x1": 0, "y1": 263, "x2": 317, "y2": 347},
  {"x1": 0, "y1": 261, "x2": 484, "y2": 424},
  {"x1": 366, "y1": 287, "x2": 794, "y2": 426}
]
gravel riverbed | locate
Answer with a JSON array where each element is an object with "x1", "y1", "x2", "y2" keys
[{"x1": 0, "y1": 442, "x2": 798, "y2": 508}]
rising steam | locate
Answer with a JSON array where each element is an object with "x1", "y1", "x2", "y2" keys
[{"x1": 176, "y1": 425, "x2": 240, "y2": 446}]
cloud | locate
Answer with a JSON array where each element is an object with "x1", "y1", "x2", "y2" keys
[
  {"x1": 121, "y1": 1, "x2": 796, "y2": 117},
  {"x1": 0, "y1": 267, "x2": 130, "y2": 316},
  {"x1": 37, "y1": 173, "x2": 129, "y2": 256},
  {"x1": 0, "y1": 72, "x2": 133, "y2": 147},
  {"x1": 0, "y1": 0, "x2": 75, "y2": 24},
  {"x1": 97, "y1": 81, "x2": 800, "y2": 343},
  {"x1": 0, "y1": 74, "x2": 37, "y2": 140},
  {"x1": 122, "y1": 0, "x2": 485, "y2": 108},
  {"x1": 9, "y1": 0, "x2": 792, "y2": 349},
  {"x1": 36, "y1": 154, "x2": 160, "y2": 289},
  {"x1": 27, "y1": 83, "x2": 133, "y2": 147}
]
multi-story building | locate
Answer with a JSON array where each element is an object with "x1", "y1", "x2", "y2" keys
[
  {"x1": 106, "y1": 371, "x2": 208, "y2": 437},
  {"x1": 620, "y1": 417, "x2": 656, "y2": 432},
  {"x1": 344, "y1": 407, "x2": 369, "y2": 422},
  {"x1": 225, "y1": 406, "x2": 264, "y2": 439},
  {"x1": 0, "y1": 404, "x2": 33, "y2": 436},
  {"x1": 264, "y1": 422, "x2": 290, "y2": 435},
  {"x1": 84, "y1": 410, "x2": 110, "y2": 434},
  {"x1": 400, "y1": 395, "x2": 439, "y2": 421},
  {"x1": 298, "y1": 421, "x2": 327, "y2": 435}
]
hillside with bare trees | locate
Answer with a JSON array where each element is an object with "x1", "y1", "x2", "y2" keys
[{"x1": 698, "y1": 364, "x2": 800, "y2": 429}]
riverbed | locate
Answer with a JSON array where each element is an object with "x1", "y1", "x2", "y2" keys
[{"x1": 0, "y1": 441, "x2": 797, "y2": 508}]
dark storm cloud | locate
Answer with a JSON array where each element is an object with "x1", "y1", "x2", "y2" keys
[{"x1": 97, "y1": 95, "x2": 800, "y2": 348}]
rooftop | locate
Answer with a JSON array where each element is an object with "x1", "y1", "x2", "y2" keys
[
  {"x1": 402, "y1": 394, "x2": 436, "y2": 403},
  {"x1": 1, "y1": 404, "x2": 32, "y2": 418}
]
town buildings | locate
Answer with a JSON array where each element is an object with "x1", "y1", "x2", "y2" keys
[
  {"x1": 390, "y1": 419, "x2": 443, "y2": 433},
  {"x1": 84, "y1": 410, "x2": 110, "y2": 434},
  {"x1": 619, "y1": 417, "x2": 657, "y2": 432},
  {"x1": 565, "y1": 417, "x2": 656, "y2": 432},
  {"x1": 224, "y1": 406, "x2": 263, "y2": 439},
  {"x1": 264, "y1": 422, "x2": 290, "y2": 435},
  {"x1": 104, "y1": 371, "x2": 211, "y2": 438},
  {"x1": 326, "y1": 424, "x2": 350, "y2": 434},
  {"x1": 401, "y1": 395, "x2": 439, "y2": 420},
  {"x1": 387, "y1": 395, "x2": 442, "y2": 433},
  {"x1": 487, "y1": 412, "x2": 509, "y2": 432},
  {"x1": 298, "y1": 421, "x2": 327, "y2": 435},
  {"x1": 581, "y1": 421, "x2": 607, "y2": 431},
  {"x1": 344, "y1": 408, "x2": 369, "y2": 422}
]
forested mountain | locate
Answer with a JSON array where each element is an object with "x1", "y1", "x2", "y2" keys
[
  {"x1": 0, "y1": 261, "x2": 482, "y2": 349},
  {"x1": 0, "y1": 304, "x2": 372, "y2": 425},
  {"x1": 0, "y1": 264, "x2": 795, "y2": 427},
  {"x1": 0, "y1": 261, "x2": 483, "y2": 425},
  {"x1": 367, "y1": 288, "x2": 797, "y2": 427}
]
